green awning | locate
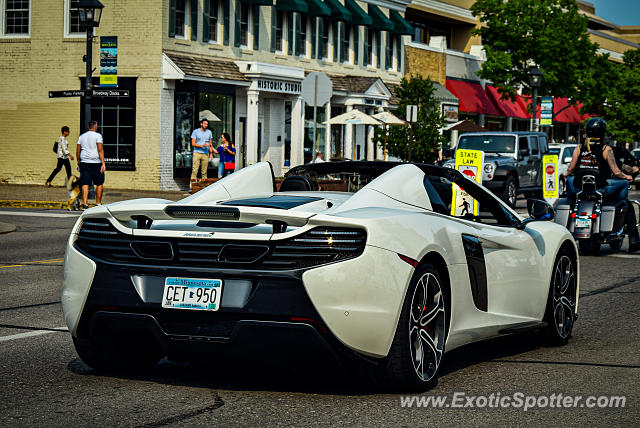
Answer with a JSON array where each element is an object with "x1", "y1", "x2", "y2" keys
[
  {"x1": 276, "y1": 0, "x2": 307, "y2": 13},
  {"x1": 244, "y1": 0, "x2": 273, "y2": 5},
  {"x1": 344, "y1": 0, "x2": 372, "y2": 26},
  {"x1": 368, "y1": 5, "x2": 394, "y2": 31},
  {"x1": 390, "y1": 10, "x2": 413, "y2": 35},
  {"x1": 323, "y1": 0, "x2": 351, "y2": 21},
  {"x1": 307, "y1": 0, "x2": 331, "y2": 17}
]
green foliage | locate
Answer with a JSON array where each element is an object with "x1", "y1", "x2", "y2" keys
[
  {"x1": 603, "y1": 48, "x2": 640, "y2": 143},
  {"x1": 373, "y1": 76, "x2": 447, "y2": 163},
  {"x1": 471, "y1": 0, "x2": 599, "y2": 114}
]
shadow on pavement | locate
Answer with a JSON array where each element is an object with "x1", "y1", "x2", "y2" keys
[{"x1": 66, "y1": 332, "x2": 554, "y2": 395}]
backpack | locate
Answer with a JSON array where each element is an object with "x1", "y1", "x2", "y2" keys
[{"x1": 52, "y1": 141, "x2": 59, "y2": 153}]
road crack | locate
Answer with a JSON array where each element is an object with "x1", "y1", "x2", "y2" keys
[
  {"x1": 136, "y1": 393, "x2": 225, "y2": 427},
  {"x1": 579, "y1": 277, "x2": 639, "y2": 298}
]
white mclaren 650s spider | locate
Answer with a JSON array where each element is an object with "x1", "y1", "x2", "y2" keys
[{"x1": 62, "y1": 161, "x2": 579, "y2": 390}]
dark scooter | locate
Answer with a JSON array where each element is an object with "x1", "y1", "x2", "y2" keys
[{"x1": 555, "y1": 172, "x2": 640, "y2": 255}]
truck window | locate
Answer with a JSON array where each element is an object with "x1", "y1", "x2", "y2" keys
[
  {"x1": 538, "y1": 135, "x2": 548, "y2": 153},
  {"x1": 528, "y1": 136, "x2": 539, "y2": 155},
  {"x1": 519, "y1": 137, "x2": 528, "y2": 152},
  {"x1": 458, "y1": 135, "x2": 516, "y2": 154}
]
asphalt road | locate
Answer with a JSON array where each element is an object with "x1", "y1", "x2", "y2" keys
[{"x1": 0, "y1": 205, "x2": 638, "y2": 427}]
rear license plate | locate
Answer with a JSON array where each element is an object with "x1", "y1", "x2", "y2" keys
[
  {"x1": 575, "y1": 218, "x2": 591, "y2": 229},
  {"x1": 162, "y1": 277, "x2": 222, "y2": 311}
]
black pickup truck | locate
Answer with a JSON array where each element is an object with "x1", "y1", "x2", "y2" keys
[{"x1": 444, "y1": 131, "x2": 549, "y2": 207}]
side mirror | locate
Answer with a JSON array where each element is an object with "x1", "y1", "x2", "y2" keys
[
  {"x1": 519, "y1": 148, "x2": 530, "y2": 159},
  {"x1": 527, "y1": 199, "x2": 555, "y2": 220}
]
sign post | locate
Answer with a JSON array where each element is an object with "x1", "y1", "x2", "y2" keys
[
  {"x1": 542, "y1": 154, "x2": 559, "y2": 205},
  {"x1": 302, "y1": 72, "x2": 332, "y2": 155},
  {"x1": 451, "y1": 149, "x2": 485, "y2": 217}
]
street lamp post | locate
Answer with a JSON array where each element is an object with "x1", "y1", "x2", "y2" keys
[
  {"x1": 529, "y1": 66, "x2": 543, "y2": 132},
  {"x1": 77, "y1": 0, "x2": 104, "y2": 132}
]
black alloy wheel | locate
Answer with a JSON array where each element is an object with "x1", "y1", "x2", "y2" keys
[{"x1": 543, "y1": 249, "x2": 577, "y2": 345}]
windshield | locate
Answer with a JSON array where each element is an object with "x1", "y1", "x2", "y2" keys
[{"x1": 458, "y1": 135, "x2": 516, "y2": 154}]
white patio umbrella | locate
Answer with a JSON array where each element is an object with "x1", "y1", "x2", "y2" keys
[
  {"x1": 324, "y1": 110, "x2": 382, "y2": 160},
  {"x1": 373, "y1": 110, "x2": 406, "y2": 126},
  {"x1": 324, "y1": 109, "x2": 382, "y2": 125},
  {"x1": 373, "y1": 111, "x2": 407, "y2": 160},
  {"x1": 198, "y1": 109, "x2": 222, "y2": 122}
]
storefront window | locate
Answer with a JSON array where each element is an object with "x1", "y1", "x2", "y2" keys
[
  {"x1": 174, "y1": 86, "x2": 234, "y2": 176},
  {"x1": 174, "y1": 92, "x2": 195, "y2": 170},
  {"x1": 82, "y1": 77, "x2": 136, "y2": 171}
]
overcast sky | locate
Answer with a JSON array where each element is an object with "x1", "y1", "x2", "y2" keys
[{"x1": 589, "y1": 0, "x2": 640, "y2": 26}]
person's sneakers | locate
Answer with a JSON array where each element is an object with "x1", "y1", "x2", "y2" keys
[
  {"x1": 81, "y1": 204, "x2": 89, "y2": 210},
  {"x1": 628, "y1": 239, "x2": 640, "y2": 253}
]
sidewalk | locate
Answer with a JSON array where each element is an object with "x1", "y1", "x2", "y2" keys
[{"x1": 0, "y1": 184, "x2": 189, "y2": 210}]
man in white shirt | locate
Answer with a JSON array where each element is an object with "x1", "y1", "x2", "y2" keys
[{"x1": 76, "y1": 121, "x2": 106, "y2": 209}]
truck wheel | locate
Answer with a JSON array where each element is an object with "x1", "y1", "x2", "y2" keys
[{"x1": 501, "y1": 177, "x2": 517, "y2": 208}]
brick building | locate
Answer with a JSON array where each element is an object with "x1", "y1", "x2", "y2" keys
[{"x1": 0, "y1": 0, "x2": 413, "y2": 189}]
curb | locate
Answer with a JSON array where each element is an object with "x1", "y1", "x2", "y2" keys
[{"x1": 0, "y1": 200, "x2": 96, "y2": 210}]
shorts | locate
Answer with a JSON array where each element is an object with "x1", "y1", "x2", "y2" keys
[{"x1": 79, "y1": 162, "x2": 105, "y2": 186}]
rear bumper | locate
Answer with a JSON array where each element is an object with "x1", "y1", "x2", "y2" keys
[
  {"x1": 68, "y1": 245, "x2": 372, "y2": 366},
  {"x1": 89, "y1": 311, "x2": 341, "y2": 365}
]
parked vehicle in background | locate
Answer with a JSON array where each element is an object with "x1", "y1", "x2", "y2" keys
[
  {"x1": 549, "y1": 143, "x2": 577, "y2": 196},
  {"x1": 444, "y1": 132, "x2": 550, "y2": 207}
]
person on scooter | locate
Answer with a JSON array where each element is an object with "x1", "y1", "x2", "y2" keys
[
  {"x1": 564, "y1": 117, "x2": 632, "y2": 203},
  {"x1": 564, "y1": 118, "x2": 637, "y2": 252}
]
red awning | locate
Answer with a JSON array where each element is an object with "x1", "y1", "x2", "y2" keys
[
  {"x1": 517, "y1": 96, "x2": 582, "y2": 123},
  {"x1": 553, "y1": 98, "x2": 582, "y2": 123},
  {"x1": 485, "y1": 85, "x2": 529, "y2": 118},
  {"x1": 445, "y1": 79, "x2": 501, "y2": 116}
]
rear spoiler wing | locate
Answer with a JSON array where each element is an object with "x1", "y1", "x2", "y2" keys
[{"x1": 107, "y1": 203, "x2": 315, "y2": 228}]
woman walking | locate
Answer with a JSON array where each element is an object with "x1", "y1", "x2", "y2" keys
[{"x1": 46, "y1": 126, "x2": 74, "y2": 186}]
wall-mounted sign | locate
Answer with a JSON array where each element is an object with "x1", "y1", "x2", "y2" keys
[
  {"x1": 442, "y1": 104, "x2": 459, "y2": 122},
  {"x1": 100, "y1": 36, "x2": 118, "y2": 87},
  {"x1": 256, "y1": 79, "x2": 301, "y2": 94},
  {"x1": 540, "y1": 96, "x2": 553, "y2": 126}
]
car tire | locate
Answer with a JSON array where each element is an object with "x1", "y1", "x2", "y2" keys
[
  {"x1": 578, "y1": 239, "x2": 601, "y2": 256},
  {"x1": 542, "y1": 248, "x2": 577, "y2": 345},
  {"x1": 73, "y1": 334, "x2": 162, "y2": 371},
  {"x1": 501, "y1": 176, "x2": 517, "y2": 208},
  {"x1": 368, "y1": 263, "x2": 448, "y2": 391}
]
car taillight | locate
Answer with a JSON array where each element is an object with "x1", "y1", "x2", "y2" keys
[
  {"x1": 592, "y1": 213, "x2": 597, "y2": 219},
  {"x1": 570, "y1": 213, "x2": 577, "y2": 218}
]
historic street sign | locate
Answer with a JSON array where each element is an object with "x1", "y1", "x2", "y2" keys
[
  {"x1": 48, "y1": 89, "x2": 129, "y2": 98},
  {"x1": 91, "y1": 89, "x2": 129, "y2": 97},
  {"x1": 49, "y1": 90, "x2": 85, "y2": 98}
]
